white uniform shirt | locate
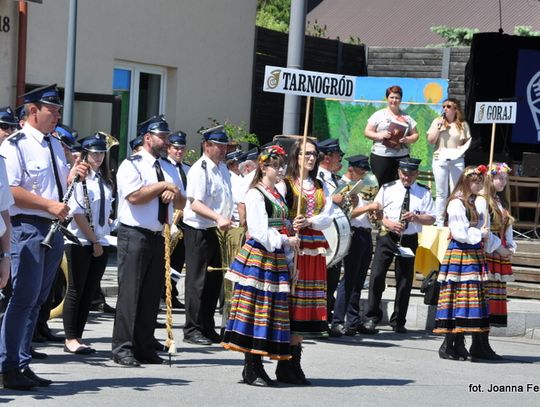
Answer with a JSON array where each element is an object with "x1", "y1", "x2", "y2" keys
[
  {"x1": 342, "y1": 175, "x2": 371, "y2": 229},
  {"x1": 183, "y1": 154, "x2": 233, "y2": 230},
  {"x1": 0, "y1": 157, "x2": 15, "y2": 236},
  {"x1": 66, "y1": 169, "x2": 113, "y2": 245},
  {"x1": 116, "y1": 148, "x2": 182, "y2": 232},
  {"x1": 0, "y1": 123, "x2": 69, "y2": 218},
  {"x1": 166, "y1": 157, "x2": 190, "y2": 191},
  {"x1": 317, "y1": 166, "x2": 341, "y2": 196},
  {"x1": 375, "y1": 180, "x2": 435, "y2": 235},
  {"x1": 368, "y1": 109, "x2": 417, "y2": 157},
  {"x1": 238, "y1": 170, "x2": 256, "y2": 204},
  {"x1": 229, "y1": 171, "x2": 244, "y2": 225}
]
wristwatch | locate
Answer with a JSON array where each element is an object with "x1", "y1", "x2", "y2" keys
[{"x1": 0, "y1": 252, "x2": 11, "y2": 259}]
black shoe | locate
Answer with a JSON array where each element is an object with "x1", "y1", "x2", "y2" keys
[
  {"x1": 343, "y1": 326, "x2": 357, "y2": 336},
  {"x1": 40, "y1": 328, "x2": 64, "y2": 343},
  {"x1": 101, "y1": 303, "x2": 116, "y2": 314},
  {"x1": 135, "y1": 353, "x2": 167, "y2": 365},
  {"x1": 63, "y1": 344, "x2": 94, "y2": 355},
  {"x1": 454, "y1": 333, "x2": 469, "y2": 361},
  {"x1": 203, "y1": 330, "x2": 222, "y2": 344},
  {"x1": 113, "y1": 355, "x2": 141, "y2": 367},
  {"x1": 275, "y1": 359, "x2": 302, "y2": 385},
  {"x1": 30, "y1": 347, "x2": 48, "y2": 360},
  {"x1": 357, "y1": 323, "x2": 379, "y2": 335},
  {"x1": 392, "y1": 325, "x2": 408, "y2": 334},
  {"x1": 152, "y1": 338, "x2": 167, "y2": 352},
  {"x1": 290, "y1": 344, "x2": 311, "y2": 385},
  {"x1": 155, "y1": 321, "x2": 166, "y2": 329},
  {"x1": 438, "y1": 334, "x2": 460, "y2": 360},
  {"x1": 183, "y1": 332, "x2": 212, "y2": 345},
  {"x1": 363, "y1": 320, "x2": 378, "y2": 332},
  {"x1": 171, "y1": 297, "x2": 185, "y2": 309},
  {"x1": 32, "y1": 331, "x2": 47, "y2": 343},
  {"x1": 329, "y1": 324, "x2": 345, "y2": 337},
  {"x1": 1, "y1": 369, "x2": 38, "y2": 390},
  {"x1": 22, "y1": 368, "x2": 52, "y2": 387}
]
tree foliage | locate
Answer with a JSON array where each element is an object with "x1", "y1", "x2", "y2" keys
[
  {"x1": 430, "y1": 25, "x2": 540, "y2": 47},
  {"x1": 256, "y1": 0, "x2": 291, "y2": 32}
]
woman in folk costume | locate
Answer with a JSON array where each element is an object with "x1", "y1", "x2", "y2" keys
[
  {"x1": 482, "y1": 162, "x2": 516, "y2": 360},
  {"x1": 222, "y1": 145, "x2": 300, "y2": 386},
  {"x1": 434, "y1": 165, "x2": 501, "y2": 362},
  {"x1": 276, "y1": 139, "x2": 334, "y2": 385}
]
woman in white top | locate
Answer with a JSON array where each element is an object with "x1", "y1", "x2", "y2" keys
[
  {"x1": 364, "y1": 85, "x2": 419, "y2": 186},
  {"x1": 63, "y1": 133, "x2": 113, "y2": 354},
  {"x1": 427, "y1": 98, "x2": 472, "y2": 226}
]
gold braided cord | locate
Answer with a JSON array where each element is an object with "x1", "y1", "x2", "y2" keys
[{"x1": 163, "y1": 223, "x2": 176, "y2": 354}]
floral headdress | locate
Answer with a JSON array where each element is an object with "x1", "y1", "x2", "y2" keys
[
  {"x1": 489, "y1": 162, "x2": 511, "y2": 175},
  {"x1": 464, "y1": 164, "x2": 488, "y2": 177},
  {"x1": 259, "y1": 145, "x2": 286, "y2": 163}
]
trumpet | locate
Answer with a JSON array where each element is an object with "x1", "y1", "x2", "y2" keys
[{"x1": 333, "y1": 172, "x2": 379, "y2": 218}]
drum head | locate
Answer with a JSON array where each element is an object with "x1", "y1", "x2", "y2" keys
[{"x1": 322, "y1": 205, "x2": 352, "y2": 268}]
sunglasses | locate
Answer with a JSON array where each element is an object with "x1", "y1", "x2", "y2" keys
[
  {"x1": 442, "y1": 104, "x2": 454, "y2": 109},
  {"x1": 0, "y1": 123, "x2": 16, "y2": 131}
]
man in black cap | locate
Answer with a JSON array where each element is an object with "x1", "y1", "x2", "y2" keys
[
  {"x1": 331, "y1": 155, "x2": 380, "y2": 336},
  {"x1": 316, "y1": 138, "x2": 346, "y2": 327},
  {"x1": 165, "y1": 131, "x2": 191, "y2": 309},
  {"x1": 0, "y1": 84, "x2": 89, "y2": 389},
  {"x1": 182, "y1": 125, "x2": 233, "y2": 345},
  {"x1": 112, "y1": 115, "x2": 185, "y2": 366},
  {"x1": 363, "y1": 158, "x2": 435, "y2": 334},
  {"x1": 0, "y1": 107, "x2": 18, "y2": 144}
]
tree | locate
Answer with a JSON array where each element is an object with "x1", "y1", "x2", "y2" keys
[
  {"x1": 430, "y1": 25, "x2": 540, "y2": 47},
  {"x1": 256, "y1": 0, "x2": 291, "y2": 33}
]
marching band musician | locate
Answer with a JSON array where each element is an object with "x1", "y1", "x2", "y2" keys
[
  {"x1": 182, "y1": 126, "x2": 233, "y2": 346},
  {"x1": 316, "y1": 138, "x2": 346, "y2": 329},
  {"x1": 0, "y1": 85, "x2": 89, "y2": 389},
  {"x1": 63, "y1": 133, "x2": 113, "y2": 355},
  {"x1": 330, "y1": 155, "x2": 380, "y2": 337},
  {"x1": 164, "y1": 131, "x2": 191, "y2": 309},
  {"x1": 112, "y1": 115, "x2": 185, "y2": 367},
  {"x1": 363, "y1": 158, "x2": 435, "y2": 334}
]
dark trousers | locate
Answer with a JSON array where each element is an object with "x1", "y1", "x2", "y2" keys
[
  {"x1": 63, "y1": 244, "x2": 109, "y2": 339},
  {"x1": 365, "y1": 233, "x2": 418, "y2": 327},
  {"x1": 326, "y1": 262, "x2": 341, "y2": 323},
  {"x1": 332, "y1": 228, "x2": 373, "y2": 328},
  {"x1": 112, "y1": 225, "x2": 165, "y2": 359},
  {"x1": 183, "y1": 224, "x2": 222, "y2": 337},
  {"x1": 370, "y1": 153, "x2": 409, "y2": 186},
  {"x1": 35, "y1": 266, "x2": 63, "y2": 335},
  {"x1": 0, "y1": 218, "x2": 63, "y2": 372}
]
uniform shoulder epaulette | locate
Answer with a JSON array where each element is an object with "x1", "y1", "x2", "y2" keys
[
  {"x1": 417, "y1": 182, "x2": 431, "y2": 190},
  {"x1": 201, "y1": 160, "x2": 207, "y2": 170},
  {"x1": 382, "y1": 180, "x2": 396, "y2": 188},
  {"x1": 0, "y1": 154, "x2": 5, "y2": 159},
  {"x1": 7, "y1": 132, "x2": 25, "y2": 144},
  {"x1": 127, "y1": 154, "x2": 142, "y2": 161},
  {"x1": 318, "y1": 171, "x2": 325, "y2": 180}
]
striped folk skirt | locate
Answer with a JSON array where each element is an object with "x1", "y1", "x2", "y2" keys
[
  {"x1": 485, "y1": 250, "x2": 513, "y2": 327},
  {"x1": 290, "y1": 228, "x2": 329, "y2": 337},
  {"x1": 222, "y1": 239, "x2": 291, "y2": 360},
  {"x1": 433, "y1": 240, "x2": 490, "y2": 334}
]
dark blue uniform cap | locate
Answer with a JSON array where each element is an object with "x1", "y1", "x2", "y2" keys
[
  {"x1": 226, "y1": 149, "x2": 244, "y2": 161},
  {"x1": 245, "y1": 147, "x2": 259, "y2": 161},
  {"x1": 318, "y1": 138, "x2": 343, "y2": 155},
  {"x1": 0, "y1": 106, "x2": 18, "y2": 126},
  {"x1": 71, "y1": 144, "x2": 83, "y2": 153},
  {"x1": 80, "y1": 132, "x2": 107, "y2": 153},
  {"x1": 200, "y1": 125, "x2": 229, "y2": 145},
  {"x1": 22, "y1": 84, "x2": 63, "y2": 107},
  {"x1": 55, "y1": 124, "x2": 78, "y2": 148},
  {"x1": 346, "y1": 154, "x2": 370, "y2": 170},
  {"x1": 137, "y1": 115, "x2": 170, "y2": 137},
  {"x1": 16, "y1": 105, "x2": 26, "y2": 122},
  {"x1": 399, "y1": 157, "x2": 421, "y2": 171},
  {"x1": 129, "y1": 136, "x2": 143, "y2": 151},
  {"x1": 169, "y1": 131, "x2": 187, "y2": 146}
]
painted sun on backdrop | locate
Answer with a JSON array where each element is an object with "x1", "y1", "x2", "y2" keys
[{"x1": 423, "y1": 82, "x2": 444, "y2": 103}]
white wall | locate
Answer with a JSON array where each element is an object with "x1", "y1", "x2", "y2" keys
[
  {"x1": 20, "y1": 0, "x2": 256, "y2": 148},
  {"x1": 0, "y1": 1, "x2": 18, "y2": 109}
]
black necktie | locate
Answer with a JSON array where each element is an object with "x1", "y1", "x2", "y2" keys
[
  {"x1": 331, "y1": 173, "x2": 339, "y2": 187},
  {"x1": 154, "y1": 160, "x2": 167, "y2": 224},
  {"x1": 177, "y1": 163, "x2": 187, "y2": 189},
  {"x1": 44, "y1": 136, "x2": 64, "y2": 201},
  {"x1": 97, "y1": 173, "x2": 105, "y2": 227},
  {"x1": 400, "y1": 186, "x2": 411, "y2": 228}
]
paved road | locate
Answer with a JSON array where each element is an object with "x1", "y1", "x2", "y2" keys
[{"x1": 1, "y1": 300, "x2": 539, "y2": 407}]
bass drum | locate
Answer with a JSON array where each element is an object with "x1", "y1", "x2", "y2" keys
[{"x1": 322, "y1": 205, "x2": 352, "y2": 268}]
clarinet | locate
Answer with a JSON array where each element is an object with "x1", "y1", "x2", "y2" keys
[
  {"x1": 41, "y1": 153, "x2": 88, "y2": 249},
  {"x1": 81, "y1": 179, "x2": 94, "y2": 232}
]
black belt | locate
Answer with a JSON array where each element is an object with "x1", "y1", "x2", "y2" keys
[
  {"x1": 120, "y1": 223, "x2": 162, "y2": 236},
  {"x1": 11, "y1": 214, "x2": 53, "y2": 224},
  {"x1": 352, "y1": 226, "x2": 371, "y2": 233}
]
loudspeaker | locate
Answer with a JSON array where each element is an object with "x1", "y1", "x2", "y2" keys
[{"x1": 521, "y1": 152, "x2": 540, "y2": 176}]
